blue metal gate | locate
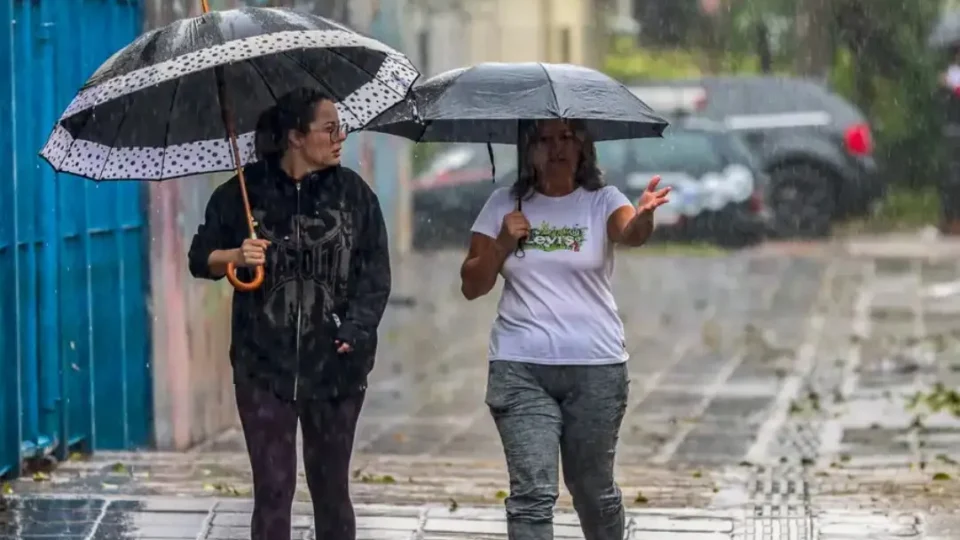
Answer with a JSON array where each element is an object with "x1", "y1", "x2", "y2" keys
[{"x1": 0, "y1": 0, "x2": 151, "y2": 479}]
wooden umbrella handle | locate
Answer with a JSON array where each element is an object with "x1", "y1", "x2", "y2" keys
[
  {"x1": 217, "y1": 85, "x2": 265, "y2": 292},
  {"x1": 220, "y1": 122, "x2": 265, "y2": 293},
  {"x1": 226, "y1": 260, "x2": 265, "y2": 292},
  {"x1": 204, "y1": 0, "x2": 264, "y2": 293}
]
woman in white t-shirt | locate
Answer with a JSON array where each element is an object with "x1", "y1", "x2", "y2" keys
[{"x1": 460, "y1": 119, "x2": 670, "y2": 540}]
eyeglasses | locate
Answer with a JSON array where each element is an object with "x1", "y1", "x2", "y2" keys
[{"x1": 310, "y1": 124, "x2": 348, "y2": 142}]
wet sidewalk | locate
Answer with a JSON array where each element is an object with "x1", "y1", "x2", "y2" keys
[
  {"x1": 0, "y1": 496, "x2": 744, "y2": 540},
  {"x1": 4, "y1": 239, "x2": 960, "y2": 538},
  {"x1": 1, "y1": 454, "x2": 954, "y2": 539}
]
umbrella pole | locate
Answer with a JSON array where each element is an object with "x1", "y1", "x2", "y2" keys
[{"x1": 202, "y1": 0, "x2": 265, "y2": 292}]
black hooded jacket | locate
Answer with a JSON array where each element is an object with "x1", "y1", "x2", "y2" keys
[{"x1": 188, "y1": 158, "x2": 391, "y2": 401}]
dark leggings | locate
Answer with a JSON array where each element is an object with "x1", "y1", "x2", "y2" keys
[{"x1": 235, "y1": 376, "x2": 365, "y2": 540}]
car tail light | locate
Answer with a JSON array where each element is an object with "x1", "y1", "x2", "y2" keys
[{"x1": 844, "y1": 123, "x2": 872, "y2": 156}]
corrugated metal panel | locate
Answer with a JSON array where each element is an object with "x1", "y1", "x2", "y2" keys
[
  {"x1": 0, "y1": 0, "x2": 151, "y2": 479},
  {"x1": 0, "y1": 0, "x2": 20, "y2": 479}
]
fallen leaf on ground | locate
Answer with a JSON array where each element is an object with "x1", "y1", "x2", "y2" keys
[
  {"x1": 357, "y1": 473, "x2": 396, "y2": 484},
  {"x1": 203, "y1": 482, "x2": 250, "y2": 496},
  {"x1": 936, "y1": 454, "x2": 958, "y2": 465}
]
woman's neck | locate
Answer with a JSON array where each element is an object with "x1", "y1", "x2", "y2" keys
[
  {"x1": 280, "y1": 153, "x2": 323, "y2": 182},
  {"x1": 537, "y1": 174, "x2": 576, "y2": 197}
]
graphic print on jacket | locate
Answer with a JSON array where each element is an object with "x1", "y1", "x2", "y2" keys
[
  {"x1": 253, "y1": 203, "x2": 352, "y2": 332},
  {"x1": 187, "y1": 158, "x2": 391, "y2": 401}
]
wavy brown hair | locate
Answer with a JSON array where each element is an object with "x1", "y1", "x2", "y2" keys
[{"x1": 510, "y1": 119, "x2": 605, "y2": 200}]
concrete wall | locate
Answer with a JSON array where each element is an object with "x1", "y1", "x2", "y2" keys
[
  {"x1": 407, "y1": 0, "x2": 606, "y2": 76},
  {"x1": 460, "y1": 0, "x2": 598, "y2": 67},
  {"x1": 144, "y1": 0, "x2": 414, "y2": 450},
  {"x1": 145, "y1": 0, "x2": 245, "y2": 452},
  {"x1": 405, "y1": 1, "x2": 472, "y2": 77}
]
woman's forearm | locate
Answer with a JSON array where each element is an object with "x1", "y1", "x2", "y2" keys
[
  {"x1": 621, "y1": 212, "x2": 655, "y2": 247},
  {"x1": 207, "y1": 248, "x2": 241, "y2": 278},
  {"x1": 460, "y1": 243, "x2": 510, "y2": 300}
]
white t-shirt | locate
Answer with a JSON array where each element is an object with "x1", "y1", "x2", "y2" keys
[
  {"x1": 471, "y1": 185, "x2": 634, "y2": 365},
  {"x1": 947, "y1": 65, "x2": 960, "y2": 90}
]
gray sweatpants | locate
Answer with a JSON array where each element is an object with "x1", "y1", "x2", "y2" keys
[{"x1": 485, "y1": 360, "x2": 630, "y2": 540}]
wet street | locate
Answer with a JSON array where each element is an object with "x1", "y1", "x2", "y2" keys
[{"x1": 4, "y1": 235, "x2": 960, "y2": 539}]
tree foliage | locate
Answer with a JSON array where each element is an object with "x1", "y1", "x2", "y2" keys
[
  {"x1": 623, "y1": 0, "x2": 948, "y2": 187},
  {"x1": 827, "y1": 0, "x2": 945, "y2": 187}
]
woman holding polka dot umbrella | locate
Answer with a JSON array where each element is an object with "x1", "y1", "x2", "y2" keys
[{"x1": 38, "y1": 0, "x2": 419, "y2": 291}]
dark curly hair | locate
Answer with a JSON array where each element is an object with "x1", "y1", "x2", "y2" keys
[
  {"x1": 510, "y1": 119, "x2": 605, "y2": 200},
  {"x1": 254, "y1": 87, "x2": 336, "y2": 161}
]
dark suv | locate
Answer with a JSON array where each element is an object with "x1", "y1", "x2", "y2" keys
[
  {"x1": 598, "y1": 117, "x2": 772, "y2": 247},
  {"x1": 630, "y1": 76, "x2": 882, "y2": 237}
]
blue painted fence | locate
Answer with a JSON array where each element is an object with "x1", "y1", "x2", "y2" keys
[{"x1": 0, "y1": 0, "x2": 152, "y2": 478}]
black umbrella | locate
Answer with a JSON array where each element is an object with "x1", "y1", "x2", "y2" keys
[
  {"x1": 39, "y1": 2, "x2": 419, "y2": 291},
  {"x1": 365, "y1": 62, "x2": 667, "y2": 254},
  {"x1": 366, "y1": 62, "x2": 668, "y2": 144}
]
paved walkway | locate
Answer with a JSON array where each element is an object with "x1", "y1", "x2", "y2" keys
[
  {"x1": 1, "y1": 496, "x2": 746, "y2": 540},
  {"x1": 4, "y1": 237, "x2": 960, "y2": 538}
]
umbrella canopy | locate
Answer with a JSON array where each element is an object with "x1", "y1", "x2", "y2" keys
[
  {"x1": 930, "y1": 9, "x2": 960, "y2": 49},
  {"x1": 365, "y1": 62, "x2": 668, "y2": 144},
  {"x1": 39, "y1": 6, "x2": 419, "y2": 181}
]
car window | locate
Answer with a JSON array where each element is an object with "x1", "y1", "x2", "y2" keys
[
  {"x1": 424, "y1": 147, "x2": 474, "y2": 176},
  {"x1": 631, "y1": 131, "x2": 724, "y2": 173},
  {"x1": 425, "y1": 144, "x2": 517, "y2": 175},
  {"x1": 703, "y1": 77, "x2": 829, "y2": 115},
  {"x1": 596, "y1": 140, "x2": 630, "y2": 171},
  {"x1": 700, "y1": 77, "x2": 864, "y2": 126},
  {"x1": 472, "y1": 144, "x2": 516, "y2": 170},
  {"x1": 717, "y1": 132, "x2": 762, "y2": 169}
]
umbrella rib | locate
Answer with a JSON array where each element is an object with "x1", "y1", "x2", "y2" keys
[
  {"x1": 157, "y1": 75, "x2": 185, "y2": 181},
  {"x1": 245, "y1": 57, "x2": 280, "y2": 104},
  {"x1": 323, "y1": 47, "x2": 409, "y2": 101},
  {"x1": 278, "y1": 50, "x2": 368, "y2": 128},
  {"x1": 537, "y1": 62, "x2": 561, "y2": 117},
  {"x1": 93, "y1": 93, "x2": 139, "y2": 181}
]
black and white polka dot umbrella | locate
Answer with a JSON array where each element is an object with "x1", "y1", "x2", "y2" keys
[{"x1": 39, "y1": 6, "x2": 420, "y2": 181}]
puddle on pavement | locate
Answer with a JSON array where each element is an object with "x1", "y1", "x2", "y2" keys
[
  {"x1": 870, "y1": 306, "x2": 916, "y2": 322},
  {"x1": 0, "y1": 498, "x2": 213, "y2": 540}
]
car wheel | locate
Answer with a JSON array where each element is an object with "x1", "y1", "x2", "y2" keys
[{"x1": 769, "y1": 164, "x2": 836, "y2": 238}]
